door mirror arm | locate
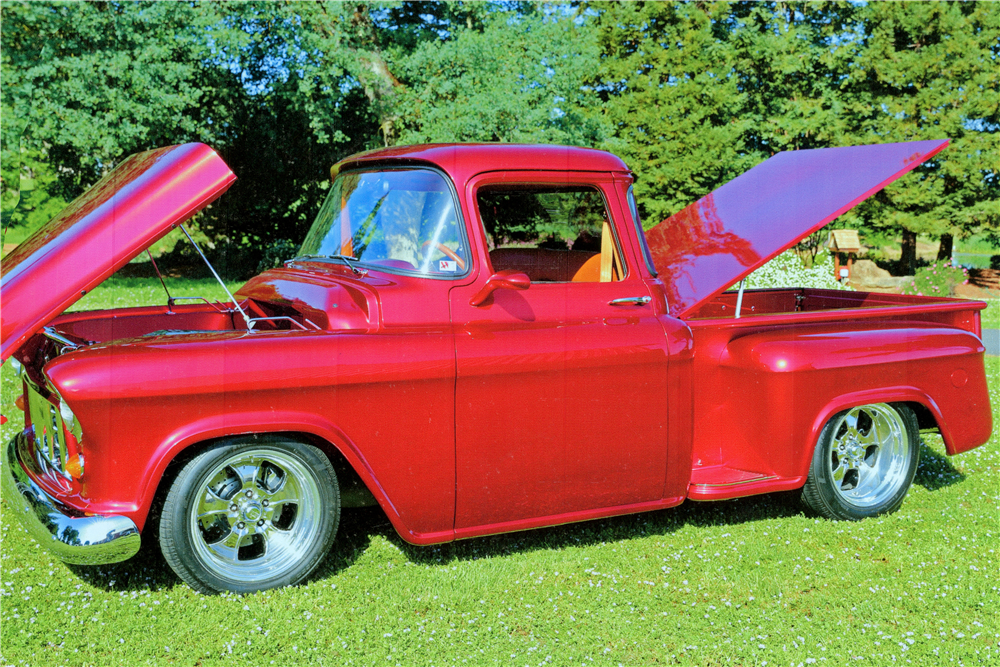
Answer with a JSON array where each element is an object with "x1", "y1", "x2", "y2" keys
[{"x1": 469, "y1": 270, "x2": 530, "y2": 307}]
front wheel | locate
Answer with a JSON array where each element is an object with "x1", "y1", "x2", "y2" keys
[
  {"x1": 159, "y1": 436, "x2": 339, "y2": 594},
  {"x1": 801, "y1": 403, "x2": 919, "y2": 520}
]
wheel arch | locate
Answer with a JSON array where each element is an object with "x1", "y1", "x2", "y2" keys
[
  {"x1": 136, "y1": 414, "x2": 397, "y2": 536},
  {"x1": 801, "y1": 387, "x2": 945, "y2": 479}
]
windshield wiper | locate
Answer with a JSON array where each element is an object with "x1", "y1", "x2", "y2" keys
[{"x1": 287, "y1": 254, "x2": 365, "y2": 276}]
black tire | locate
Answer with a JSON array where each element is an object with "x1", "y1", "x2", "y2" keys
[
  {"x1": 159, "y1": 435, "x2": 339, "y2": 594},
  {"x1": 802, "y1": 403, "x2": 919, "y2": 521}
]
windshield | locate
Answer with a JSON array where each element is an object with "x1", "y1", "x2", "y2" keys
[{"x1": 299, "y1": 168, "x2": 468, "y2": 276}]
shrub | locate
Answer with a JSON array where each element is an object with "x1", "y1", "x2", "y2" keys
[
  {"x1": 256, "y1": 239, "x2": 299, "y2": 274},
  {"x1": 900, "y1": 262, "x2": 969, "y2": 297},
  {"x1": 739, "y1": 250, "x2": 851, "y2": 290}
]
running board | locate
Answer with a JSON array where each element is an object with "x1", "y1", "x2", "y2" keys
[{"x1": 688, "y1": 465, "x2": 802, "y2": 501}]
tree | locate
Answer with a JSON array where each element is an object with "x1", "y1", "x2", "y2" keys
[
  {"x1": 843, "y1": 1, "x2": 999, "y2": 273},
  {"x1": 1, "y1": 2, "x2": 234, "y2": 203},
  {"x1": 589, "y1": 1, "x2": 755, "y2": 226},
  {"x1": 726, "y1": 2, "x2": 860, "y2": 155},
  {"x1": 3, "y1": 1, "x2": 595, "y2": 274},
  {"x1": 0, "y1": 1, "x2": 374, "y2": 272},
  {"x1": 394, "y1": 7, "x2": 604, "y2": 146},
  {"x1": 4, "y1": 1, "x2": 994, "y2": 279}
]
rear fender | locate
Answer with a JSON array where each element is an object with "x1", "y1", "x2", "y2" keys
[
  {"x1": 802, "y1": 388, "x2": 944, "y2": 479},
  {"x1": 712, "y1": 323, "x2": 990, "y2": 479}
]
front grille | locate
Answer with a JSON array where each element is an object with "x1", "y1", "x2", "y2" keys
[{"x1": 24, "y1": 381, "x2": 76, "y2": 480}]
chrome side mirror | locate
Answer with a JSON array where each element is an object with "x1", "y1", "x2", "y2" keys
[{"x1": 469, "y1": 270, "x2": 530, "y2": 307}]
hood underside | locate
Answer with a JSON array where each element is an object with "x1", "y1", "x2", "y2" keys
[
  {"x1": 1, "y1": 143, "x2": 236, "y2": 361},
  {"x1": 645, "y1": 139, "x2": 949, "y2": 318}
]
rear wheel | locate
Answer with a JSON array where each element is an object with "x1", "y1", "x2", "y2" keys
[
  {"x1": 159, "y1": 436, "x2": 339, "y2": 594},
  {"x1": 802, "y1": 403, "x2": 919, "y2": 520}
]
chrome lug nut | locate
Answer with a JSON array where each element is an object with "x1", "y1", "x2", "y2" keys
[
  {"x1": 236, "y1": 522, "x2": 245, "y2": 530},
  {"x1": 245, "y1": 490, "x2": 253, "y2": 498}
]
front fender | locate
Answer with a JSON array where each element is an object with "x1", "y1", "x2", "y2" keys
[
  {"x1": 42, "y1": 328, "x2": 458, "y2": 543},
  {"x1": 131, "y1": 412, "x2": 451, "y2": 544}
]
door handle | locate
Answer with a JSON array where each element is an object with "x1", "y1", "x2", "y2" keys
[{"x1": 609, "y1": 296, "x2": 651, "y2": 306}]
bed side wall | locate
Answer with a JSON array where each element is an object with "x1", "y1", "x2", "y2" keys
[{"x1": 689, "y1": 321, "x2": 991, "y2": 486}]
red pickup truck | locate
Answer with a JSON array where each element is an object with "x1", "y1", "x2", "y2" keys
[{"x1": 1, "y1": 140, "x2": 991, "y2": 594}]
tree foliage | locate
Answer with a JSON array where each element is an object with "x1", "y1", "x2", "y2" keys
[
  {"x1": 843, "y1": 1, "x2": 999, "y2": 271},
  {"x1": 590, "y1": 1, "x2": 754, "y2": 223},
  {"x1": 1, "y1": 2, "x2": 232, "y2": 199},
  {"x1": 2, "y1": 1, "x2": 996, "y2": 277}
]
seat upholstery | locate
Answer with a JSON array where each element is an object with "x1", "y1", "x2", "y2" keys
[{"x1": 489, "y1": 248, "x2": 601, "y2": 282}]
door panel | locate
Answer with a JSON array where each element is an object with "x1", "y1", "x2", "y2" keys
[{"x1": 451, "y1": 172, "x2": 670, "y2": 530}]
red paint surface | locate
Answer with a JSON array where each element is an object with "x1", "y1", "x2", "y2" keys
[
  {"x1": 3, "y1": 141, "x2": 992, "y2": 546},
  {"x1": 645, "y1": 139, "x2": 949, "y2": 317},
  {"x1": 0, "y1": 143, "x2": 236, "y2": 360}
]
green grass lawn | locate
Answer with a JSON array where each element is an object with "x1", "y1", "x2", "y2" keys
[
  {"x1": 2, "y1": 279, "x2": 998, "y2": 666},
  {"x1": 981, "y1": 300, "x2": 1000, "y2": 329}
]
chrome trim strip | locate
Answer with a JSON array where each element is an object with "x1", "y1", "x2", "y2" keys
[
  {"x1": 42, "y1": 326, "x2": 82, "y2": 352},
  {"x1": 246, "y1": 316, "x2": 321, "y2": 331},
  {"x1": 166, "y1": 295, "x2": 231, "y2": 313},
  {"x1": 24, "y1": 380, "x2": 73, "y2": 479},
  {"x1": 690, "y1": 475, "x2": 777, "y2": 488},
  {"x1": 2, "y1": 434, "x2": 141, "y2": 565}
]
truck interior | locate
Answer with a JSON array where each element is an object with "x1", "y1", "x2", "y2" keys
[{"x1": 478, "y1": 185, "x2": 624, "y2": 283}]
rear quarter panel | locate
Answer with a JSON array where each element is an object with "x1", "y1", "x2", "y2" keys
[{"x1": 689, "y1": 321, "x2": 991, "y2": 483}]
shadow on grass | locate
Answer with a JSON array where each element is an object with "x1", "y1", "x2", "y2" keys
[
  {"x1": 67, "y1": 544, "x2": 178, "y2": 593},
  {"x1": 65, "y1": 451, "x2": 963, "y2": 594},
  {"x1": 66, "y1": 506, "x2": 388, "y2": 594},
  {"x1": 912, "y1": 438, "x2": 966, "y2": 491},
  {"x1": 310, "y1": 505, "x2": 387, "y2": 581},
  {"x1": 381, "y1": 489, "x2": 809, "y2": 569}
]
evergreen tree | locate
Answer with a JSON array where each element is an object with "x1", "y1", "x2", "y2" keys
[
  {"x1": 589, "y1": 1, "x2": 754, "y2": 225},
  {"x1": 3, "y1": 1, "x2": 996, "y2": 277},
  {"x1": 843, "y1": 1, "x2": 999, "y2": 272}
]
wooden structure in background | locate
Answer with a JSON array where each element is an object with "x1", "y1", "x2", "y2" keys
[{"x1": 828, "y1": 230, "x2": 861, "y2": 282}]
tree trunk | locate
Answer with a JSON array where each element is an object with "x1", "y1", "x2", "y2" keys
[
  {"x1": 900, "y1": 230, "x2": 917, "y2": 276},
  {"x1": 937, "y1": 233, "x2": 953, "y2": 263}
]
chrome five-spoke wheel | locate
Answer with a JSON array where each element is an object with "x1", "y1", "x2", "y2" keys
[
  {"x1": 802, "y1": 403, "x2": 919, "y2": 520},
  {"x1": 160, "y1": 437, "x2": 339, "y2": 594}
]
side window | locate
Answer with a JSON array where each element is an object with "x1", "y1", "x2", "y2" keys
[
  {"x1": 627, "y1": 185, "x2": 658, "y2": 277},
  {"x1": 477, "y1": 185, "x2": 625, "y2": 283}
]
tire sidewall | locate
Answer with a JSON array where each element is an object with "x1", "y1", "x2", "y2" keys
[
  {"x1": 804, "y1": 403, "x2": 920, "y2": 520},
  {"x1": 160, "y1": 436, "x2": 340, "y2": 594}
]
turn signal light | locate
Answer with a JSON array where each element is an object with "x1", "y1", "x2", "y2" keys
[
  {"x1": 14, "y1": 394, "x2": 25, "y2": 411},
  {"x1": 64, "y1": 455, "x2": 85, "y2": 479}
]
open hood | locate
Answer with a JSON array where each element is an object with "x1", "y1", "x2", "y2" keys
[
  {"x1": 645, "y1": 139, "x2": 949, "y2": 318},
  {"x1": 1, "y1": 143, "x2": 236, "y2": 361}
]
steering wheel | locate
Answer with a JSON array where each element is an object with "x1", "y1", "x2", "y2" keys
[{"x1": 421, "y1": 240, "x2": 466, "y2": 271}]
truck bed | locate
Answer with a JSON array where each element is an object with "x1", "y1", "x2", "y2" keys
[
  {"x1": 681, "y1": 288, "x2": 989, "y2": 501},
  {"x1": 685, "y1": 287, "x2": 984, "y2": 337}
]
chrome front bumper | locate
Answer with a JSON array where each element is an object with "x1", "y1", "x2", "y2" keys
[{"x1": 2, "y1": 434, "x2": 141, "y2": 565}]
